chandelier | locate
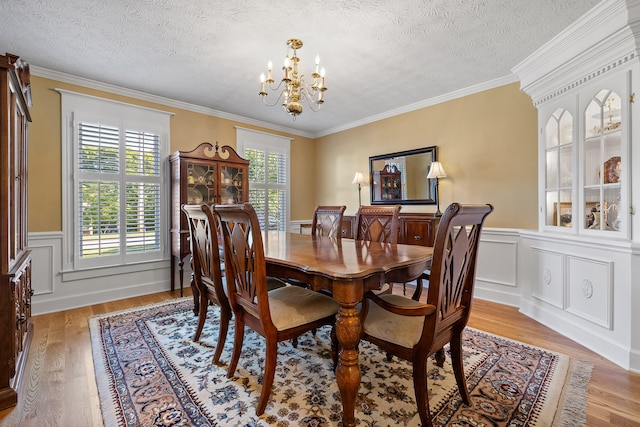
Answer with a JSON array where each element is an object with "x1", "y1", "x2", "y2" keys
[{"x1": 259, "y1": 39, "x2": 327, "y2": 118}]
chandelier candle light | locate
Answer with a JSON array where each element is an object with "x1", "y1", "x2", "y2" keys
[
  {"x1": 259, "y1": 39, "x2": 327, "y2": 118},
  {"x1": 427, "y1": 161, "x2": 447, "y2": 216}
]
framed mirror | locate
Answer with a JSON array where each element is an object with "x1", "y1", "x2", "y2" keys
[{"x1": 369, "y1": 146, "x2": 437, "y2": 205}]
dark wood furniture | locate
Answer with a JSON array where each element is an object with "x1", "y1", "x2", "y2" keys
[
  {"x1": 342, "y1": 212, "x2": 440, "y2": 246},
  {"x1": 181, "y1": 204, "x2": 231, "y2": 364},
  {"x1": 169, "y1": 142, "x2": 248, "y2": 295},
  {"x1": 215, "y1": 203, "x2": 340, "y2": 416},
  {"x1": 354, "y1": 205, "x2": 401, "y2": 243},
  {"x1": 360, "y1": 203, "x2": 493, "y2": 427},
  {"x1": 373, "y1": 164, "x2": 402, "y2": 201},
  {"x1": 262, "y1": 231, "x2": 432, "y2": 427},
  {"x1": 311, "y1": 205, "x2": 346, "y2": 238},
  {"x1": 0, "y1": 53, "x2": 33, "y2": 410}
]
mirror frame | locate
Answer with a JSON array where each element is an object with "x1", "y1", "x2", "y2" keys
[{"x1": 369, "y1": 146, "x2": 438, "y2": 205}]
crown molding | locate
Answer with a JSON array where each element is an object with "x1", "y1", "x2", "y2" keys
[
  {"x1": 512, "y1": 0, "x2": 640, "y2": 105},
  {"x1": 33, "y1": 65, "x2": 517, "y2": 140},
  {"x1": 30, "y1": 66, "x2": 315, "y2": 139},
  {"x1": 314, "y1": 74, "x2": 518, "y2": 138}
]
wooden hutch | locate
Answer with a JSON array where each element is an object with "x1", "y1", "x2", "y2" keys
[
  {"x1": 0, "y1": 53, "x2": 33, "y2": 410},
  {"x1": 169, "y1": 142, "x2": 249, "y2": 295}
]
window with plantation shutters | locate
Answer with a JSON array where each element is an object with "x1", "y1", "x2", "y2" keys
[
  {"x1": 60, "y1": 90, "x2": 170, "y2": 271},
  {"x1": 236, "y1": 127, "x2": 291, "y2": 232}
]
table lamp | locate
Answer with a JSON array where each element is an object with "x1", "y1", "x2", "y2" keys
[
  {"x1": 427, "y1": 161, "x2": 447, "y2": 216},
  {"x1": 352, "y1": 171, "x2": 368, "y2": 206}
]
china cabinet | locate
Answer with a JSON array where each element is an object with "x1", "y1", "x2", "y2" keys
[
  {"x1": 0, "y1": 53, "x2": 32, "y2": 410},
  {"x1": 170, "y1": 142, "x2": 249, "y2": 294},
  {"x1": 373, "y1": 164, "x2": 402, "y2": 201},
  {"x1": 512, "y1": 0, "x2": 640, "y2": 370}
]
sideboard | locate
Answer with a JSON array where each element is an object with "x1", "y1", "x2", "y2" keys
[{"x1": 341, "y1": 212, "x2": 440, "y2": 247}]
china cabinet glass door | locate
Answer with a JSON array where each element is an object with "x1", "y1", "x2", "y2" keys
[
  {"x1": 544, "y1": 108, "x2": 574, "y2": 228},
  {"x1": 582, "y1": 89, "x2": 623, "y2": 234},
  {"x1": 219, "y1": 163, "x2": 247, "y2": 204},
  {"x1": 186, "y1": 161, "x2": 217, "y2": 204}
]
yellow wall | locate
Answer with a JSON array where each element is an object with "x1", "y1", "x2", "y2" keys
[
  {"x1": 28, "y1": 77, "x2": 537, "y2": 232},
  {"x1": 314, "y1": 82, "x2": 539, "y2": 229},
  {"x1": 27, "y1": 76, "x2": 316, "y2": 231}
]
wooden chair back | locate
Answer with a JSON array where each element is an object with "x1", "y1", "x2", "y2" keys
[
  {"x1": 214, "y1": 203, "x2": 273, "y2": 332},
  {"x1": 425, "y1": 203, "x2": 493, "y2": 351},
  {"x1": 355, "y1": 205, "x2": 401, "y2": 243},
  {"x1": 181, "y1": 203, "x2": 231, "y2": 363},
  {"x1": 182, "y1": 204, "x2": 224, "y2": 292},
  {"x1": 311, "y1": 205, "x2": 346, "y2": 238}
]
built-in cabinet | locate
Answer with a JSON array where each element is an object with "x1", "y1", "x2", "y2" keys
[
  {"x1": 169, "y1": 142, "x2": 249, "y2": 294},
  {"x1": 513, "y1": 0, "x2": 640, "y2": 371},
  {"x1": 542, "y1": 77, "x2": 626, "y2": 236},
  {"x1": 0, "y1": 53, "x2": 33, "y2": 410},
  {"x1": 342, "y1": 213, "x2": 439, "y2": 247}
]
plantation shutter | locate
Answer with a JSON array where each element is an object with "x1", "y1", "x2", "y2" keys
[
  {"x1": 246, "y1": 148, "x2": 288, "y2": 231},
  {"x1": 124, "y1": 130, "x2": 161, "y2": 254},
  {"x1": 77, "y1": 122, "x2": 121, "y2": 258},
  {"x1": 76, "y1": 122, "x2": 162, "y2": 261}
]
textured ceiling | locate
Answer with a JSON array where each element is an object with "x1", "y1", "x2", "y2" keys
[{"x1": 0, "y1": 0, "x2": 600, "y2": 137}]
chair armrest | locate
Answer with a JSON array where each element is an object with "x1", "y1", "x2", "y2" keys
[{"x1": 365, "y1": 291, "x2": 436, "y2": 317}]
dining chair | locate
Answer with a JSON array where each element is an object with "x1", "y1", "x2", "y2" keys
[
  {"x1": 311, "y1": 205, "x2": 346, "y2": 238},
  {"x1": 355, "y1": 205, "x2": 401, "y2": 293},
  {"x1": 181, "y1": 204, "x2": 231, "y2": 365},
  {"x1": 214, "y1": 203, "x2": 340, "y2": 416},
  {"x1": 359, "y1": 202, "x2": 493, "y2": 427},
  {"x1": 355, "y1": 205, "x2": 401, "y2": 243},
  {"x1": 287, "y1": 205, "x2": 347, "y2": 292}
]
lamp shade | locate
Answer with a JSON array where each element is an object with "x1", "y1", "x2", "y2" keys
[
  {"x1": 427, "y1": 161, "x2": 447, "y2": 179},
  {"x1": 352, "y1": 171, "x2": 367, "y2": 185}
]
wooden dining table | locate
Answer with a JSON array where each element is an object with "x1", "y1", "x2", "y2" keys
[{"x1": 263, "y1": 232, "x2": 433, "y2": 427}]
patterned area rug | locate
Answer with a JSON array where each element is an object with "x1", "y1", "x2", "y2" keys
[{"x1": 89, "y1": 298, "x2": 592, "y2": 426}]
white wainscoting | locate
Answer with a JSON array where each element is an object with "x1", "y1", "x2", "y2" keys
[
  {"x1": 29, "y1": 227, "x2": 638, "y2": 371},
  {"x1": 28, "y1": 232, "x2": 172, "y2": 315},
  {"x1": 473, "y1": 229, "x2": 521, "y2": 307},
  {"x1": 519, "y1": 231, "x2": 638, "y2": 372}
]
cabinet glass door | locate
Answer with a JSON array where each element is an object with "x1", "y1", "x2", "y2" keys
[
  {"x1": 583, "y1": 89, "x2": 622, "y2": 233},
  {"x1": 219, "y1": 164, "x2": 246, "y2": 204},
  {"x1": 544, "y1": 108, "x2": 573, "y2": 228},
  {"x1": 186, "y1": 161, "x2": 217, "y2": 204}
]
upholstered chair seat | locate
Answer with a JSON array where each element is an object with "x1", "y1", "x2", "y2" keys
[{"x1": 268, "y1": 286, "x2": 340, "y2": 331}]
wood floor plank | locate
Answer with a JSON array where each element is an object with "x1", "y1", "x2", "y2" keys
[{"x1": 0, "y1": 288, "x2": 638, "y2": 426}]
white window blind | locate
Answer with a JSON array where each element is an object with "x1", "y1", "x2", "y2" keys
[
  {"x1": 60, "y1": 90, "x2": 170, "y2": 271},
  {"x1": 236, "y1": 127, "x2": 290, "y2": 232}
]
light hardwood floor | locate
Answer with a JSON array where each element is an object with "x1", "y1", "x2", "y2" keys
[{"x1": 0, "y1": 287, "x2": 638, "y2": 427}]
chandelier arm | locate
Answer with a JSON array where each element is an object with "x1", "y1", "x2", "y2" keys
[
  {"x1": 299, "y1": 90, "x2": 322, "y2": 112},
  {"x1": 262, "y1": 90, "x2": 286, "y2": 107},
  {"x1": 267, "y1": 79, "x2": 287, "y2": 93}
]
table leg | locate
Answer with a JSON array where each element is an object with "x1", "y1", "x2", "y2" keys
[{"x1": 333, "y1": 280, "x2": 363, "y2": 427}]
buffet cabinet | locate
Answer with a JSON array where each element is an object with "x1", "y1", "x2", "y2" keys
[
  {"x1": 342, "y1": 212, "x2": 440, "y2": 246},
  {"x1": 0, "y1": 53, "x2": 33, "y2": 410},
  {"x1": 169, "y1": 142, "x2": 249, "y2": 294}
]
